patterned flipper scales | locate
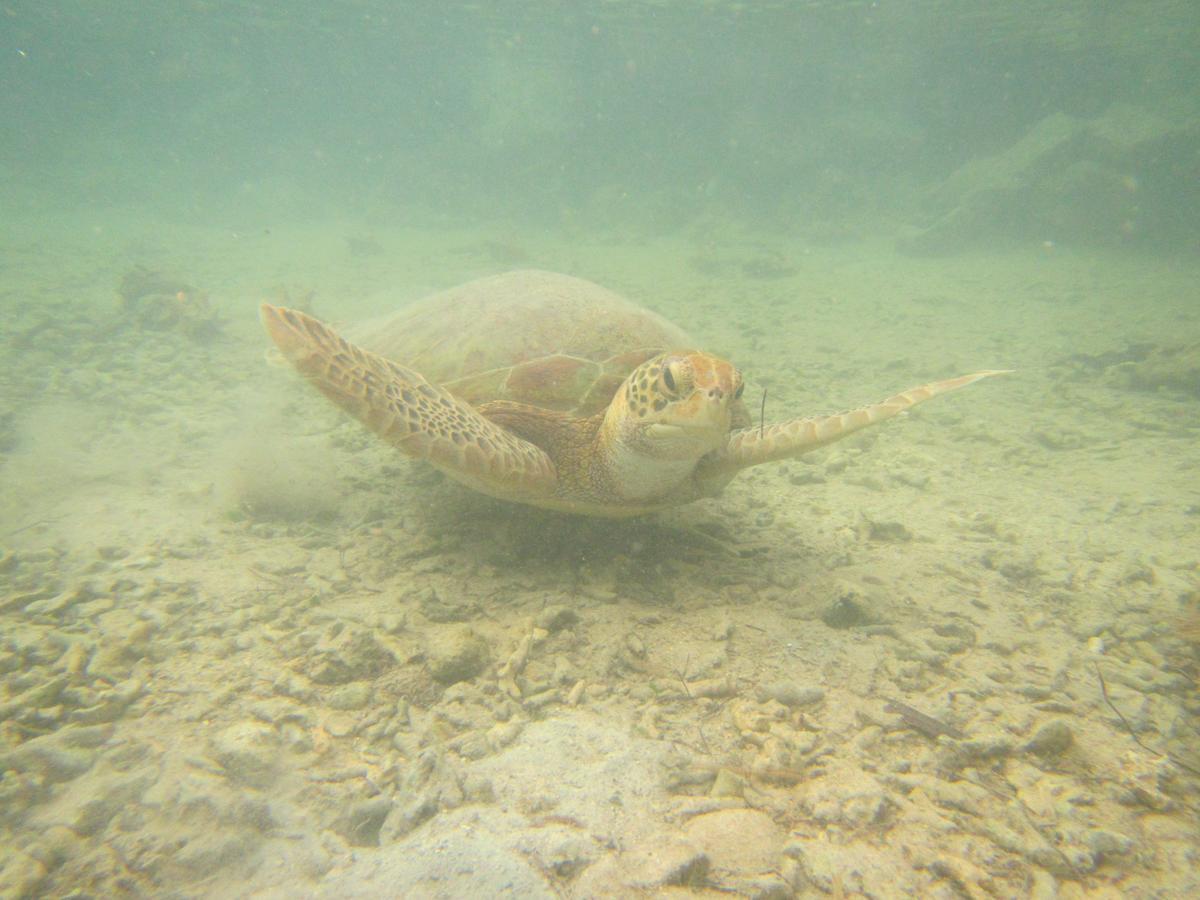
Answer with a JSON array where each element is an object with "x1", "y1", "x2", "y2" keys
[{"x1": 261, "y1": 305, "x2": 558, "y2": 502}]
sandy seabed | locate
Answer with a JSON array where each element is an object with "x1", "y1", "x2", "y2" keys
[{"x1": 1, "y1": 208, "x2": 1197, "y2": 898}]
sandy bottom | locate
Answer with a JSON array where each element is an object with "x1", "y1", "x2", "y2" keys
[{"x1": 1, "y1": 208, "x2": 1197, "y2": 898}]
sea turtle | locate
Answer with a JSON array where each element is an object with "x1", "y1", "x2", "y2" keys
[{"x1": 262, "y1": 270, "x2": 1004, "y2": 517}]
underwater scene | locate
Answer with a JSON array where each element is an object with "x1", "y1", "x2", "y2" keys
[{"x1": 1, "y1": 1, "x2": 1198, "y2": 896}]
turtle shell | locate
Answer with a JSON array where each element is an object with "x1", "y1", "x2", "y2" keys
[{"x1": 348, "y1": 270, "x2": 694, "y2": 416}]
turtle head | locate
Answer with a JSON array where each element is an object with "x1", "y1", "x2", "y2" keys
[{"x1": 601, "y1": 351, "x2": 744, "y2": 498}]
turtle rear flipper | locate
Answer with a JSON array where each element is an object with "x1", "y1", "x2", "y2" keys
[{"x1": 261, "y1": 304, "x2": 558, "y2": 502}]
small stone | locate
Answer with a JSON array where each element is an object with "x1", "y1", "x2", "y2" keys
[
  {"x1": 57, "y1": 725, "x2": 115, "y2": 748},
  {"x1": 428, "y1": 627, "x2": 490, "y2": 685},
  {"x1": 58, "y1": 641, "x2": 92, "y2": 677},
  {"x1": 174, "y1": 832, "x2": 257, "y2": 875},
  {"x1": 523, "y1": 687, "x2": 560, "y2": 709},
  {"x1": 1086, "y1": 828, "x2": 1135, "y2": 859},
  {"x1": 756, "y1": 683, "x2": 825, "y2": 708},
  {"x1": 327, "y1": 682, "x2": 371, "y2": 711},
  {"x1": 305, "y1": 626, "x2": 394, "y2": 685},
  {"x1": 822, "y1": 593, "x2": 868, "y2": 629},
  {"x1": 688, "y1": 675, "x2": 735, "y2": 699},
  {"x1": 865, "y1": 519, "x2": 913, "y2": 542},
  {"x1": 631, "y1": 840, "x2": 709, "y2": 888},
  {"x1": 551, "y1": 656, "x2": 574, "y2": 685},
  {"x1": 333, "y1": 797, "x2": 393, "y2": 847},
  {"x1": 380, "y1": 794, "x2": 438, "y2": 841},
  {"x1": 534, "y1": 605, "x2": 579, "y2": 632},
  {"x1": 24, "y1": 583, "x2": 93, "y2": 617},
  {"x1": 685, "y1": 808, "x2": 783, "y2": 875},
  {"x1": 0, "y1": 847, "x2": 47, "y2": 898},
  {"x1": 937, "y1": 736, "x2": 1013, "y2": 771},
  {"x1": 375, "y1": 613, "x2": 405, "y2": 635},
  {"x1": 209, "y1": 721, "x2": 281, "y2": 788},
  {"x1": 462, "y1": 773, "x2": 495, "y2": 803},
  {"x1": 709, "y1": 768, "x2": 746, "y2": 798},
  {"x1": 416, "y1": 586, "x2": 479, "y2": 623},
  {"x1": 451, "y1": 730, "x2": 492, "y2": 759},
  {"x1": 748, "y1": 876, "x2": 793, "y2": 899},
  {"x1": 24, "y1": 825, "x2": 81, "y2": 873},
  {"x1": 73, "y1": 678, "x2": 143, "y2": 724},
  {"x1": 0, "y1": 739, "x2": 96, "y2": 783},
  {"x1": 324, "y1": 713, "x2": 357, "y2": 737},
  {"x1": 1029, "y1": 867, "x2": 1058, "y2": 900},
  {"x1": 123, "y1": 555, "x2": 161, "y2": 570},
  {"x1": 273, "y1": 674, "x2": 317, "y2": 703},
  {"x1": 891, "y1": 468, "x2": 930, "y2": 490},
  {"x1": 788, "y1": 468, "x2": 825, "y2": 486},
  {"x1": 231, "y1": 797, "x2": 277, "y2": 832},
  {"x1": 73, "y1": 774, "x2": 153, "y2": 836},
  {"x1": 16, "y1": 675, "x2": 69, "y2": 710},
  {"x1": 1024, "y1": 720, "x2": 1073, "y2": 757},
  {"x1": 824, "y1": 452, "x2": 851, "y2": 474},
  {"x1": 486, "y1": 719, "x2": 524, "y2": 751}
]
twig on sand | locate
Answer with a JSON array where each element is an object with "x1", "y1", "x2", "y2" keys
[{"x1": 1094, "y1": 662, "x2": 1200, "y2": 777}]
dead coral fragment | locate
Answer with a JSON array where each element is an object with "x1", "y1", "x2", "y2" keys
[{"x1": 118, "y1": 265, "x2": 222, "y2": 339}]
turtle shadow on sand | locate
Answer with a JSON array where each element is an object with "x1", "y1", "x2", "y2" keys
[
  {"x1": 427, "y1": 495, "x2": 733, "y2": 565},
  {"x1": 409, "y1": 491, "x2": 770, "y2": 609}
]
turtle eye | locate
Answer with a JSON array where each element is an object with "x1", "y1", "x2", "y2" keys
[{"x1": 659, "y1": 358, "x2": 691, "y2": 398}]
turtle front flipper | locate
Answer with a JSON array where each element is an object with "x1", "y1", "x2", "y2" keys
[
  {"x1": 695, "y1": 370, "x2": 1010, "y2": 490},
  {"x1": 261, "y1": 305, "x2": 558, "y2": 502}
]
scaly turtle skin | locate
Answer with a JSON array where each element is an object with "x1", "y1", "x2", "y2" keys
[{"x1": 262, "y1": 270, "x2": 1005, "y2": 517}]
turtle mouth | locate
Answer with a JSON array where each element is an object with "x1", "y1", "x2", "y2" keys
[
  {"x1": 646, "y1": 424, "x2": 687, "y2": 439},
  {"x1": 645, "y1": 422, "x2": 725, "y2": 441}
]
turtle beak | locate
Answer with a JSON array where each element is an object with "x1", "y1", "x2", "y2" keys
[
  {"x1": 645, "y1": 411, "x2": 729, "y2": 451},
  {"x1": 646, "y1": 423, "x2": 693, "y2": 439}
]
